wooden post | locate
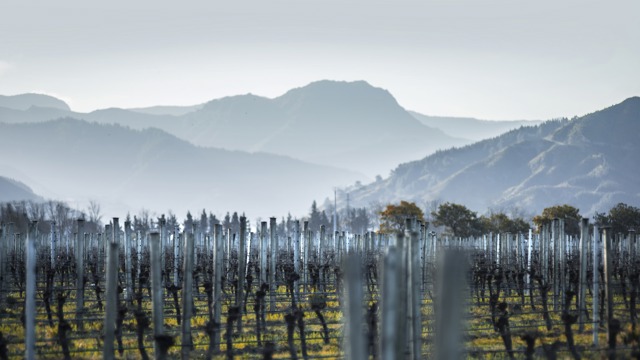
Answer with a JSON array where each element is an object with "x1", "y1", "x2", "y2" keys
[
  {"x1": 0, "y1": 224, "x2": 5, "y2": 305},
  {"x1": 345, "y1": 252, "x2": 365, "y2": 360},
  {"x1": 603, "y1": 226, "x2": 617, "y2": 358},
  {"x1": 212, "y1": 224, "x2": 223, "y2": 352},
  {"x1": 174, "y1": 225, "x2": 180, "y2": 287},
  {"x1": 336, "y1": 232, "x2": 342, "y2": 263},
  {"x1": 435, "y1": 250, "x2": 467, "y2": 360},
  {"x1": 124, "y1": 220, "x2": 133, "y2": 304},
  {"x1": 528, "y1": 230, "x2": 533, "y2": 291},
  {"x1": 104, "y1": 220, "x2": 119, "y2": 360},
  {"x1": 558, "y1": 219, "x2": 566, "y2": 309},
  {"x1": 630, "y1": 229, "x2": 637, "y2": 260},
  {"x1": 25, "y1": 221, "x2": 37, "y2": 360},
  {"x1": 497, "y1": 233, "x2": 502, "y2": 266},
  {"x1": 396, "y1": 233, "x2": 408, "y2": 358},
  {"x1": 380, "y1": 246, "x2": 399, "y2": 360},
  {"x1": 50, "y1": 220, "x2": 57, "y2": 269},
  {"x1": 593, "y1": 225, "x2": 600, "y2": 346},
  {"x1": 150, "y1": 231, "x2": 166, "y2": 357},
  {"x1": 625, "y1": 229, "x2": 633, "y2": 263},
  {"x1": 552, "y1": 219, "x2": 559, "y2": 311},
  {"x1": 76, "y1": 219, "x2": 85, "y2": 331},
  {"x1": 104, "y1": 224, "x2": 111, "y2": 272},
  {"x1": 633, "y1": 229, "x2": 639, "y2": 259},
  {"x1": 181, "y1": 232, "x2": 195, "y2": 359},
  {"x1": 136, "y1": 230, "x2": 142, "y2": 278},
  {"x1": 519, "y1": 232, "x2": 525, "y2": 273},
  {"x1": 294, "y1": 220, "x2": 301, "y2": 302},
  {"x1": 505, "y1": 232, "x2": 512, "y2": 269},
  {"x1": 237, "y1": 216, "x2": 247, "y2": 331},
  {"x1": 578, "y1": 218, "x2": 589, "y2": 332},
  {"x1": 303, "y1": 221, "x2": 309, "y2": 295},
  {"x1": 260, "y1": 222, "x2": 268, "y2": 286},
  {"x1": 409, "y1": 230, "x2": 422, "y2": 360},
  {"x1": 159, "y1": 215, "x2": 166, "y2": 276},
  {"x1": 269, "y1": 217, "x2": 277, "y2": 312},
  {"x1": 320, "y1": 225, "x2": 326, "y2": 292}
]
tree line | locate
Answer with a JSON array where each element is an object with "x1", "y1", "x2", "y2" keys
[
  {"x1": 1, "y1": 198, "x2": 638, "y2": 239},
  {"x1": 376, "y1": 200, "x2": 640, "y2": 237}
]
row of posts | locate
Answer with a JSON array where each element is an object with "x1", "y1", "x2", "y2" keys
[{"x1": 5, "y1": 215, "x2": 636, "y2": 359}]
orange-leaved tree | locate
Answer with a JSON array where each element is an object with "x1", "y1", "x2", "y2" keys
[{"x1": 379, "y1": 201, "x2": 425, "y2": 234}]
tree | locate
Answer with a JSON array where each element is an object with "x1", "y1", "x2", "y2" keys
[
  {"x1": 184, "y1": 211, "x2": 194, "y2": 232},
  {"x1": 532, "y1": 204, "x2": 581, "y2": 236},
  {"x1": 379, "y1": 201, "x2": 425, "y2": 234},
  {"x1": 479, "y1": 212, "x2": 530, "y2": 234},
  {"x1": 594, "y1": 203, "x2": 640, "y2": 235},
  {"x1": 87, "y1": 199, "x2": 102, "y2": 227},
  {"x1": 431, "y1": 202, "x2": 480, "y2": 238},
  {"x1": 348, "y1": 207, "x2": 371, "y2": 234},
  {"x1": 308, "y1": 201, "x2": 322, "y2": 232},
  {"x1": 208, "y1": 212, "x2": 220, "y2": 228}
]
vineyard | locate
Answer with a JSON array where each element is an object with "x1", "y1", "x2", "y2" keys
[{"x1": 0, "y1": 215, "x2": 639, "y2": 359}]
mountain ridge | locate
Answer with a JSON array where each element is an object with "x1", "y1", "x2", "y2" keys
[
  {"x1": 0, "y1": 118, "x2": 364, "y2": 217},
  {"x1": 0, "y1": 93, "x2": 70, "y2": 111},
  {"x1": 0, "y1": 176, "x2": 42, "y2": 203},
  {"x1": 409, "y1": 111, "x2": 543, "y2": 142},
  {"x1": 0, "y1": 80, "x2": 470, "y2": 177},
  {"x1": 345, "y1": 97, "x2": 640, "y2": 216}
]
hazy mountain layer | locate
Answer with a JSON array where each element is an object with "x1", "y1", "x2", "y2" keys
[
  {"x1": 0, "y1": 118, "x2": 363, "y2": 217},
  {"x1": 0, "y1": 93, "x2": 70, "y2": 111},
  {"x1": 128, "y1": 104, "x2": 205, "y2": 116},
  {"x1": 409, "y1": 111, "x2": 542, "y2": 142},
  {"x1": 0, "y1": 176, "x2": 42, "y2": 203},
  {"x1": 347, "y1": 97, "x2": 640, "y2": 216},
  {"x1": 0, "y1": 81, "x2": 470, "y2": 177}
]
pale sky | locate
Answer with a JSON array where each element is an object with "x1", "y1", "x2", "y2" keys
[{"x1": 1, "y1": 0, "x2": 639, "y2": 120}]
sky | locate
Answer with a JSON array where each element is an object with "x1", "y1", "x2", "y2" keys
[{"x1": 1, "y1": 0, "x2": 639, "y2": 120}]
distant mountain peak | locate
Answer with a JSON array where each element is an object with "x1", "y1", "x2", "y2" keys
[
  {"x1": 201, "y1": 93, "x2": 270, "y2": 108},
  {"x1": 0, "y1": 93, "x2": 70, "y2": 111},
  {"x1": 275, "y1": 79, "x2": 401, "y2": 112},
  {"x1": 621, "y1": 96, "x2": 640, "y2": 105}
]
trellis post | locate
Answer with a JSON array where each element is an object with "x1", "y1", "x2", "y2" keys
[
  {"x1": 181, "y1": 232, "x2": 195, "y2": 359},
  {"x1": 75, "y1": 219, "x2": 85, "y2": 331},
  {"x1": 578, "y1": 218, "x2": 589, "y2": 331},
  {"x1": 25, "y1": 221, "x2": 37, "y2": 360},
  {"x1": 103, "y1": 218, "x2": 120, "y2": 360}
]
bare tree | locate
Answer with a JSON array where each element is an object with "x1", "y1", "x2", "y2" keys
[{"x1": 87, "y1": 200, "x2": 103, "y2": 227}]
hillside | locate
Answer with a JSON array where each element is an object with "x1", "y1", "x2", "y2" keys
[
  {"x1": 0, "y1": 176, "x2": 42, "y2": 203},
  {"x1": 346, "y1": 97, "x2": 640, "y2": 216},
  {"x1": 0, "y1": 118, "x2": 364, "y2": 217}
]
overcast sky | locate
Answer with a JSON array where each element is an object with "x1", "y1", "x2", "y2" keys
[{"x1": 1, "y1": 0, "x2": 638, "y2": 120}]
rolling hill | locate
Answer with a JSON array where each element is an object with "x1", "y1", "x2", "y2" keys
[
  {"x1": 0, "y1": 176, "x2": 42, "y2": 203},
  {"x1": 0, "y1": 118, "x2": 364, "y2": 217}
]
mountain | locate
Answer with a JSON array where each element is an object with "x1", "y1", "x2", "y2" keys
[
  {"x1": 0, "y1": 118, "x2": 364, "y2": 217},
  {"x1": 0, "y1": 81, "x2": 470, "y2": 177},
  {"x1": 346, "y1": 97, "x2": 640, "y2": 216},
  {"x1": 0, "y1": 176, "x2": 42, "y2": 202},
  {"x1": 409, "y1": 111, "x2": 542, "y2": 142},
  {"x1": 173, "y1": 81, "x2": 468, "y2": 177},
  {"x1": 0, "y1": 93, "x2": 70, "y2": 111},
  {"x1": 128, "y1": 104, "x2": 204, "y2": 116}
]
